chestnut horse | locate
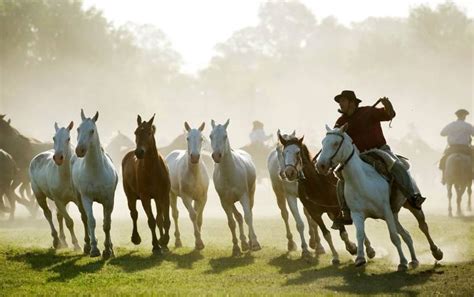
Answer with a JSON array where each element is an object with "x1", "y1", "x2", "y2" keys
[
  {"x1": 122, "y1": 114, "x2": 171, "y2": 254},
  {"x1": 278, "y1": 132, "x2": 375, "y2": 264}
]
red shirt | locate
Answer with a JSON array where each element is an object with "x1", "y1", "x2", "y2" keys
[{"x1": 334, "y1": 106, "x2": 394, "y2": 152}]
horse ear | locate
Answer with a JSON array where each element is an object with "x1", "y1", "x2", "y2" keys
[
  {"x1": 148, "y1": 113, "x2": 155, "y2": 124},
  {"x1": 151, "y1": 125, "x2": 156, "y2": 134},
  {"x1": 198, "y1": 122, "x2": 205, "y2": 131},
  {"x1": 81, "y1": 109, "x2": 86, "y2": 121},
  {"x1": 291, "y1": 130, "x2": 296, "y2": 137},
  {"x1": 92, "y1": 111, "x2": 99, "y2": 122},
  {"x1": 54, "y1": 122, "x2": 59, "y2": 132},
  {"x1": 211, "y1": 119, "x2": 216, "y2": 129},
  {"x1": 278, "y1": 132, "x2": 287, "y2": 145},
  {"x1": 184, "y1": 121, "x2": 191, "y2": 132},
  {"x1": 325, "y1": 124, "x2": 331, "y2": 132},
  {"x1": 340, "y1": 123, "x2": 349, "y2": 133},
  {"x1": 0, "y1": 114, "x2": 5, "y2": 119},
  {"x1": 224, "y1": 119, "x2": 230, "y2": 129},
  {"x1": 298, "y1": 136, "x2": 304, "y2": 144},
  {"x1": 67, "y1": 121, "x2": 74, "y2": 130},
  {"x1": 7, "y1": 118, "x2": 11, "y2": 125},
  {"x1": 277, "y1": 129, "x2": 281, "y2": 138},
  {"x1": 137, "y1": 115, "x2": 142, "y2": 126}
]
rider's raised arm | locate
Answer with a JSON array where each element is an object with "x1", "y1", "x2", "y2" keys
[{"x1": 371, "y1": 97, "x2": 396, "y2": 122}]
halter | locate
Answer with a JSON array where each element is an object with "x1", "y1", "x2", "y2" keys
[
  {"x1": 325, "y1": 132, "x2": 355, "y2": 171},
  {"x1": 281, "y1": 142, "x2": 306, "y2": 181}
]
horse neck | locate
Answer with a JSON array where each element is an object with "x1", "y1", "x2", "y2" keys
[
  {"x1": 144, "y1": 137, "x2": 160, "y2": 162},
  {"x1": 300, "y1": 144, "x2": 334, "y2": 198},
  {"x1": 218, "y1": 139, "x2": 236, "y2": 172},
  {"x1": 340, "y1": 145, "x2": 368, "y2": 191},
  {"x1": 84, "y1": 134, "x2": 105, "y2": 167}
]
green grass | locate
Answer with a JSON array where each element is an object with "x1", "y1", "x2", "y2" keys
[{"x1": 0, "y1": 213, "x2": 473, "y2": 296}]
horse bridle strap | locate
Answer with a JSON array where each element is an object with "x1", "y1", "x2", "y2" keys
[{"x1": 326, "y1": 132, "x2": 355, "y2": 170}]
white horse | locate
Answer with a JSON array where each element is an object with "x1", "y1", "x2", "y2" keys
[
  {"x1": 210, "y1": 119, "x2": 261, "y2": 256},
  {"x1": 166, "y1": 122, "x2": 209, "y2": 250},
  {"x1": 267, "y1": 130, "x2": 324, "y2": 257},
  {"x1": 71, "y1": 110, "x2": 118, "y2": 259},
  {"x1": 317, "y1": 124, "x2": 443, "y2": 271},
  {"x1": 29, "y1": 121, "x2": 89, "y2": 252},
  {"x1": 445, "y1": 153, "x2": 472, "y2": 216}
]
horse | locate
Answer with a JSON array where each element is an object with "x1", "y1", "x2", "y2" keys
[
  {"x1": 278, "y1": 132, "x2": 370, "y2": 265},
  {"x1": 241, "y1": 142, "x2": 273, "y2": 182},
  {"x1": 71, "y1": 110, "x2": 118, "y2": 259},
  {"x1": 105, "y1": 131, "x2": 134, "y2": 172},
  {"x1": 122, "y1": 114, "x2": 171, "y2": 254},
  {"x1": 0, "y1": 115, "x2": 52, "y2": 217},
  {"x1": 0, "y1": 149, "x2": 18, "y2": 217},
  {"x1": 166, "y1": 122, "x2": 209, "y2": 250},
  {"x1": 316, "y1": 124, "x2": 443, "y2": 271},
  {"x1": 445, "y1": 153, "x2": 472, "y2": 216},
  {"x1": 210, "y1": 119, "x2": 261, "y2": 256},
  {"x1": 267, "y1": 130, "x2": 325, "y2": 258},
  {"x1": 29, "y1": 121, "x2": 89, "y2": 252}
]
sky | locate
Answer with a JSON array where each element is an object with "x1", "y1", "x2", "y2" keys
[{"x1": 83, "y1": 0, "x2": 474, "y2": 74}]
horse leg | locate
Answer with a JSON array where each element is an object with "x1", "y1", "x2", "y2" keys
[
  {"x1": 314, "y1": 214, "x2": 339, "y2": 264},
  {"x1": 232, "y1": 205, "x2": 249, "y2": 251},
  {"x1": 182, "y1": 196, "x2": 204, "y2": 250},
  {"x1": 304, "y1": 207, "x2": 324, "y2": 254},
  {"x1": 394, "y1": 212, "x2": 418, "y2": 268},
  {"x1": 240, "y1": 194, "x2": 261, "y2": 251},
  {"x1": 0, "y1": 189, "x2": 10, "y2": 213},
  {"x1": 275, "y1": 192, "x2": 296, "y2": 252},
  {"x1": 194, "y1": 194, "x2": 207, "y2": 232},
  {"x1": 36, "y1": 194, "x2": 60, "y2": 249},
  {"x1": 170, "y1": 192, "x2": 181, "y2": 248},
  {"x1": 456, "y1": 185, "x2": 464, "y2": 216},
  {"x1": 102, "y1": 200, "x2": 115, "y2": 259},
  {"x1": 406, "y1": 204, "x2": 443, "y2": 261},
  {"x1": 447, "y1": 184, "x2": 453, "y2": 217},
  {"x1": 124, "y1": 186, "x2": 141, "y2": 245},
  {"x1": 157, "y1": 194, "x2": 171, "y2": 249},
  {"x1": 338, "y1": 225, "x2": 357, "y2": 256},
  {"x1": 352, "y1": 213, "x2": 367, "y2": 267},
  {"x1": 5, "y1": 189, "x2": 16, "y2": 221},
  {"x1": 56, "y1": 201, "x2": 81, "y2": 252},
  {"x1": 221, "y1": 200, "x2": 241, "y2": 256},
  {"x1": 363, "y1": 235, "x2": 376, "y2": 259},
  {"x1": 76, "y1": 198, "x2": 91, "y2": 255},
  {"x1": 81, "y1": 196, "x2": 100, "y2": 257},
  {"x1": 56, "y1": 211, "x2": 68, "y2": 249},
  {"x1": 467, "y1": 184, "x2": 472, "y2": 212},
  {"x1": 141, "y1": 197, "x2": 161, "y2": 255},
  {"x1": 287, "y1": 195, "x2": 310, "y2": 258},
  {"x1": 383, "y1": 207, "x2": 408, "y2": 271}
]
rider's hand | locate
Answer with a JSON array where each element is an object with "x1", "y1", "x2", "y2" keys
[{"x1": 380, "y1": 97, "x2": 391, "y2": 105}]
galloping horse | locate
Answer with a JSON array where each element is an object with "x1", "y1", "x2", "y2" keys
[
  {"x1": 105, "y1": 131, "x2": 134, "y2": 172},
  {"x1": 0, "y1": 149, "x2": 18, "y2": 217},
  {"x1": 71, "y1": 110, "x2": 118, "y2": 259},
  {"x1": 317, "y1": 124, "x2": 443, "y2": 271},
  {"x1": 278, "y1": 132, "x2": 370, "y2": 265},
  {"x1": 210, "y1": 119, "x2": 261, "y2": 256},
  {"x1": 122, "y1": 114, "x2": 171, "y2": 254},
  {"x1": 166, "y1": 122, "x2": 209, "y2": 250},
  {"x1": 30, "y1": 122, "x2": 89, "y2": 252},
  {"x1": 445, "y1": 152, "x2": 472, "y2": 216},
  {"x1": 267, "y1": 130, "x2": 324, "y2": 258}
]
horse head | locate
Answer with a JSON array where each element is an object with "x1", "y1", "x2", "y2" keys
[
  {"x1": 316, "y1": 123, "x2": 354, "y2": 175},
  {"x1": 277, "y1": 129, "x2": 304, "y2": 181},
  {"x1": 53, "y1": 121, "x2": 73, "y2": 165},
  {"x1": 76, "y1": 109, "x2": 99, "y2": 158},
  {"x1": 210, "y1": 119, "x2": 230, "y2": 163},
  {"x1": 185, "y1": 121, "x2": 205, "y2": 164},
  {"x1": 134, "y1": 114, "x2": 156, "y2": 159}
]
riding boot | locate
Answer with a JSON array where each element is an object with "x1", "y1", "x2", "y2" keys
[
  {"x1": 390, "y1": 161, "x2": 426, "y2": 210},
  {"x1": 331, "y1": 179, "x2": 353, "y2": 230}
]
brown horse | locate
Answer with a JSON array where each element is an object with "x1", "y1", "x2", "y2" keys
[
  {"x1": 278, "y1": 133, "x2": 376, "y2": 264},
  {"x1": 122, "y1": 114, "x2": 171, "y2": 254}
]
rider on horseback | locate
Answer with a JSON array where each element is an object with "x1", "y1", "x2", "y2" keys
[
  {"x1": 439, "y1": 109, "x2": 473, "y2": 184},
  {"x1": 249, "y1": 120, "x2": 273, "y2": 146},
  {"x1": 330, "y1": 90, "x2": 426, "y2": 230}
]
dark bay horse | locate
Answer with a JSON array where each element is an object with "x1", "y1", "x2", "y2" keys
[
  {"x1": 278, "y1": 133, "x2": 376, "y2": 264},
  {"x1": 0, "y1": 149, "x2": 18, "y2": 217},
  {"x1": 122, "y1": 114, "x2": 171, "y2": 254}
]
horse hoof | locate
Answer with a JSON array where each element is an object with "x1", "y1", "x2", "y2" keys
[
  {"x1": 409, "y1": 260, "x2": 419, "y2": 269},
  {"x1": 159, "y1": 235, "x2": 170, "y2": 247},
  {"x1": 53, "y1": 238, "x2": 60, "y2": 249},
  {"x1": 58, "y1": 240, "x2": 68, "y2": 249},
  {"x1": 90, "y1": 247, "x2": 101, "y2": 258},
  {"x1": 315, "y1": 244, "x2": 326, "y2": 255},
  {"x1": 347, "y1": 243, "x2": 357, "y2": 255},
  {"x1": 102, "y1": 249, "x2": 115, "y2": 260},
  {"x1": 309, "y1": 238, "x2": 316, "y2": 250},
  {"x1": 332, "y1": 258, "x2": 341, "y2": 265},
  {"x1": 241, "y1": 241, "x2": 250, "y2": 252},
  {"x1": 288, "y1": 240, "x2": 298, "y2": 252},
  {"x1": 152, "y1": 247, "x2": 163, "y2": 256},
  {"x1": 366, "y1": 247, "x2": 376, "y2": 259},
  {"x1": 398, "y1": 263, "x2": 408, "y2": 272},
  {"x1": 301, "y1": 250, "x2": 312, "y2": 259},
  {"x1": 251, "y1": 242, "x2": 262, "y2": 252},
  {"x1": 83, "y1": 244, "x2": 91, "y2": 255},
  {"x1": 355, "y1": 257, "x2": 366, "y2": 267},
  {"x1": 456, "y1": 211, "x2": 464, "y2": 217},
  {"x1": 232, "y1": 246, "x2": 242, "y2": 257},
  {"x1": 432, "y1": 248, "x2": 444, "y2": 261},
  {"x1": 73, "y1": 244, "x2": 82, "y2": 252},
  {"x1": 131, "y1": 234, "x2": 141, "y2": 245},
  {"x1": 174, "y1": 239, "x2": 183, "y2": 248},
  {"x1": 195, "y1": 242, "x2": 205, "y2": 251}
]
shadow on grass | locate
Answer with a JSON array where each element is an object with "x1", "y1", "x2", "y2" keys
[
  {"x1": 7, "y1": 248, "x2": 105, "y2": 282},
  {"x1": 268, "y1": 252, "x2": 320, "y2": 274},
  {"x1": 284, "y1": 262, "x2": 445, "y2": 296},
  {"x1": 166, "y1": 249, "x2": 204, "y2": 269},
  {"x1": 108, "y1": 250, "x2": 165, "y2": 273},
  {"x1": 205, "y1": 252, "x2": 255, "y2": 274}
]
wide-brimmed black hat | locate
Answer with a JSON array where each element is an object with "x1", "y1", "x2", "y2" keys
[
  {"x1": 455, "y1": 109, "x2": 469, "y2": 117},
  {"x1": 334, "y1": 90, "x2": 362, "y2": 104}
]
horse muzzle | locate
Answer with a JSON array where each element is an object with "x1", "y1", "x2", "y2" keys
[
  {"x1": 316, "y1": 162, "x2": 330, "y2": 175},
  {"x1": 190, "y1": 154, "x2": 200, "y2": 164},
  {"x1": 53, "y1": 154, "x2": 64, "y2": 166},
  {"x1": 135, "y1": 148, "x2": 145, "y2": 159},
  {"x1": 75, "y1": 147, "x2": 86, "y2": 158},
  {"x1": 284, "y1": 166, "x2": 298, "y2": 181},
  {"x1": 212, "y1": 152, "x2": 222, "y2": 163}
]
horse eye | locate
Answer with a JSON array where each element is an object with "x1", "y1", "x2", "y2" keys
[
  {"x1": 90, "y1": 130, "x2": 94, "y2": 135},
  {"x1": 67, "y1": 138, "x2": 70, "y2": 142},
  {"x1": 53, "y1": 137, "x2": 56, "y2": 141},
  {"x1": 186, "y1": 137, "x2": 189, "y2": 141}
]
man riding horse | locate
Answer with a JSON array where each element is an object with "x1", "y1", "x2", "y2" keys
[
  {"x1": 439, "y1": 109, "x2": 473, "y2": 184},
  {"x1": 330, "y1": 90, "x2": 426, "y2": 230}
]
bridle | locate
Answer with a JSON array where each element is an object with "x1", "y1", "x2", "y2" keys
[
  {"x1": 325, "y1": 132, "x2": 355, "y2": 171},
  {"x1": 281, "y1": 142, "x2": 306, "y2": 181}
]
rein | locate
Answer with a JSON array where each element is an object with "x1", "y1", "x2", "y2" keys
[{"x1": 325, "y1": 132, "x2": 355, "y2": 171}]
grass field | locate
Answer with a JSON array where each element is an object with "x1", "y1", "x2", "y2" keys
[{"x1": 0, "y1": 209, "x2": 473, "y2": 296}]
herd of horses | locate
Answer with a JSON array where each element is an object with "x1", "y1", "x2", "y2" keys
[{"x1": 1, "y1": 109, "x2": 471, "y2": 271}]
